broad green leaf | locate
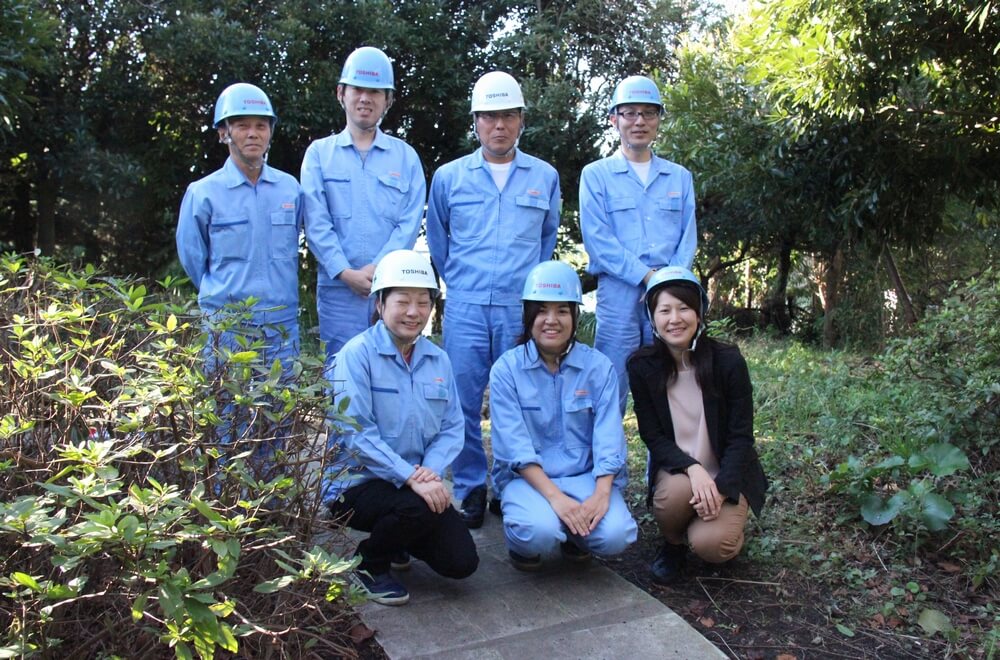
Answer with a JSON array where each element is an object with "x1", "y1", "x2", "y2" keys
[
  {"x1": 908, "y1": 443, "x2": 969, "y2": 477},
  {"x1": 917, "y1": 608, "x2": 953, "y2": 636},
  {"x1": 860, "y1": 493, "x2": 903, "y2": 526},
  {"x1": 11, "y1": 572, "x2": 41, "y2": 591},
  {"x1": 919, "y1": 493, "x2": 955, "y2": 532},
  {"x1": 166, "y1": 313, "x2": 177, "y2": 331},
  {"x1": 253, "y1": 575, "x2": 297, "y2": 593}
]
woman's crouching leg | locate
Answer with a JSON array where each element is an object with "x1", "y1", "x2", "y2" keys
[
  {"x1": 501, "y1": 479, "x2": 563, "y2": 559},
  {"x1": 687, "y1": 495, "x2": 750, "y2": 564},
  {"x1": 406, "y1": 503, "x2": 479, "y2": 579},
  {"x1": 580, "y1": 487, "x2": 638, "y2": 557}
]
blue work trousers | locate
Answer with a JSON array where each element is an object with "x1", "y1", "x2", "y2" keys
[
  {"x1": 502, "y1": 473, "x2": 637, "y2": 559},
  {"x1": 594, "y1": 276, "x2": 655, "y2": 415},
  {"x1": 317, "y1": 285, "x2": 375, "y2": 360},
  {"x1": 443, "y1": 300, "x2": 522, "y2": 500}
]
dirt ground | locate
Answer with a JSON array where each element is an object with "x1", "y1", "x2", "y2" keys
[{"x1": 602, "y1": 519, "x2": 983, "y2": 660}]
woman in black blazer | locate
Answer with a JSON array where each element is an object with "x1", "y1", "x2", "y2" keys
[{"x1": 627, "y1": 267, "x2": 767, "y2": 584}]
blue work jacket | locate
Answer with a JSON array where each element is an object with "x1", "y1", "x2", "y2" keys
[
  {"x1": 580, "y1": 151, "x2": 696, "y2": 285},
  {"x1": 426, "y1": 148, "x2": 560, "y2": 305},
  {"x1": 301, "y1": 128, "x2": 425, "y2": 286},
  {"x1": 489, "y1": 340, "x2": 628, "y2": 494},
  {"x1": 176, "y1": 157, "x2": 303, "y2": 324},
  {"x1": 325, "y1": 322, "x2": 464, "y2": 499}
]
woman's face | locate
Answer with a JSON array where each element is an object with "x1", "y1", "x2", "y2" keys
[
  {"x1": 378, "y1": 287, "x2": 432, "y2": 345},
  {"x1": 531, "y1": 301, "x2": 574, "y2": 357},
  {"x1": 652, "y1": 290, "x2": 700, "y2": 353}
]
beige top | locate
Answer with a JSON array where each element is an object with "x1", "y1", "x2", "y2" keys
[{"x1": 667, "y1": 368, "x2": 720, "y2": 478}]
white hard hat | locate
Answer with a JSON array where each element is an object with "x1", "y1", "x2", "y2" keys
[
  {"x1": 371, "y1": 250, "x2": 439, "y2": 297},
  {"x1": 470, "y1": 71, "x2": 526, "y2": 113}
]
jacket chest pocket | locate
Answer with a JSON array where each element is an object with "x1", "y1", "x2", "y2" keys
[
  {"x1": 323, "y1": 172, "x2": 352, "y2": 219},
  {"x1": 606, "y1": 196, "x2": 640, "y2": 246},
  {"x1": 374, "y1": 173, "x2": 409, "y2": 223},
  {"x1": 371, "y1": 385, "x2": 402, "y2": 438},
  {"x1": 270, "y1": 211, "x2": 299, "y2": 260},
  {"x1": 510, "y1": 194, "x2": 549, "y2": 242},
  {"x1": 449, "y1": 193, "x2": 485, "y2": 242},
  {"x1": 210, "y1": 218, "x2": 250, "y2": 263},
  {"x1": 419, "y1": 383, "x2": 449, "y2": 439},
  {"x1": 562, "y1": 397, "x2": 594, "y2": 448}
]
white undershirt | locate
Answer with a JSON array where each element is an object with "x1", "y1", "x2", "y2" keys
[
  {"x1": 629, "y1": 159, "x2": 651, "y2": 185},
  {"x1": 487, "y1": 161, "x2": 513, "y2": 191}
]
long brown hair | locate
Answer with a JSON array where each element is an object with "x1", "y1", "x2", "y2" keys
[{"x1": 629, "y1": 282, "x2": 718, "y2": 395}]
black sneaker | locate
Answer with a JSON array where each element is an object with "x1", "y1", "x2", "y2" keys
[
  {"x1": 560, "y1": 541, "x2": 592, "y2": 564},
  {"x1": 508, "y1": 549, "x2": 542, "y2": 572},
  {"x1": 390, "y1": 551, "x2": 411, "y2": 571},
  {"x1": 357, "y1": 571, "x2": 409, "y2": 606},
  {"x1": 650, "y1": 542, "x2": 686, "y2": 585},
  {"x1": 488, "y1": 496, "x2": 502, "y2": 517},
  {"x1": 459, "y1": 485, "x2": 487, "y2": 529}
]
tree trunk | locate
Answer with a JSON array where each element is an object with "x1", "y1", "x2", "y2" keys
[
  {"x1": 882, "y1": 244, "x2": 918, "y2": 327},
  {"x1": 821, "y1": 245, "x2": 845, "y2": 348},
  {"x1": 761, "y1": 241, "x2": 793, "y2": 333},
  {"x1": 11, "y1": 179, "x2": 35, "y2": 253},
  {"x1": 36, "y1": 162, "x2": 56, "y2": 256}
]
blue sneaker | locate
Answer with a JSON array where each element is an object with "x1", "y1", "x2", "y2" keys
[{"x1": 358, "y1": 571, "x2": 409, "y2": 606}]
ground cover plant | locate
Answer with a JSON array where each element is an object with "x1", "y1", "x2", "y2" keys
[
  {"x1": 0, "y1": 254, "x2": 367, "y2": 658},
  {"x1": 614, "y1": 269, "x2": 999, "y2": 658}
]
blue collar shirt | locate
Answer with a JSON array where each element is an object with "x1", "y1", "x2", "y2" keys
[
  {"x1": 426, "y1": 148, "x2": 561, "y2": 305},
  {"x1": 301, "y1": 128, "x2": 426, "y2": 286},
  {"x1": 324, "y1": 321, "x2": 464, "y2": 500},
  {"x1": 580, "y1": 151, "x2": 696, "y2": 285},
  {"x1": 488, "y1": 340, "x2": 628, "y2": 494},
  {"x1": 176, "y1": 157, "x2": 303, "y2": 324}
]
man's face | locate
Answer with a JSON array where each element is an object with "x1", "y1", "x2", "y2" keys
[
  {"x1": 218, "y1": 116, "x2": 272, "y2": 162},
  {"x1": 338, "y1": 84, "x2": 390, "y2": 130},
  {"x1": 474, "y1": 109, "x2": 523, "y2": 161},
  {"x1": 610, "y1": 103, "x2": 661, "y2": 151}
]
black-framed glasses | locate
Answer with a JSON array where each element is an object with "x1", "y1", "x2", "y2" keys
[{"x1": 616, "y1": 109, "x2": 661, "y2": 121}]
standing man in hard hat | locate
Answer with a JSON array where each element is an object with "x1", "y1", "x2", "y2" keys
[
  {"x1": 177, "y1": 82, "x2": 303, "y2": 371},
  {"x1": 426, "y1": 71, "x2": 561, "y2": 529},
  {"x1": 302, "y1": 46, "x2": 426, "y2": 360},
  {"x1": 580, "y1": 75, "x2": 697, "y2": 414}
]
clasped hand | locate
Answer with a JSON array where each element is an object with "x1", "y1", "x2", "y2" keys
[{"x1": 406, "y1": 465, "x2": 450, "y2": 514}]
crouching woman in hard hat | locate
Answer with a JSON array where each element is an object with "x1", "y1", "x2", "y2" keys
[
  {"x1": 323, "y1": 250, "x2": 478, "y2": 605},
  {"x1": 627, "y1": 267, "x2": 768, "y2": 584},
  {"x1": 489, "y1": 261, "x2": 637, "y2": 571}
]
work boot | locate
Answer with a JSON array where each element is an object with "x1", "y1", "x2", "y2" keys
[
  {"x1": 508, "y1": 549, "x2": 542, "y2": 572},
  {"x1": 560, "y1": 540, "x2": 592, "y2": 564},
  {"x1": 459, "y1": 485, "x2": 487, "y2": 529},
  {"x1": 650, "y1": 542, "x2": 687, "y2": 585}
]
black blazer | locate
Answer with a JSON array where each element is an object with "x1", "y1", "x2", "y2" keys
[{"x1": 627, "y1": 340, "x2": 768, "y2": 515}]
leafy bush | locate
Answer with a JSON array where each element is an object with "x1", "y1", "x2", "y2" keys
[
  {"x1": 0, "y1": 255, "x2": 362, "y2": 658},
  {"x1": 749, "y1": 268, "x2": 999, "y2": 570}
]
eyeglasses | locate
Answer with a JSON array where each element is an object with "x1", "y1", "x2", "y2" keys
[
  {"x1": 616, "y1": 109, "x2": 661, "y2": 121},
  {"x1": 477, "y1": 110, "x2": 522, "y2": 123}
]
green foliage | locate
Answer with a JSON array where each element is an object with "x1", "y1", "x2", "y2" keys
[
  {"x1": 0, "y1": 255, "x2": 362, "y2": 658},
  {"x1": 749, "y1": 268, "x2": 998, "y2": 563}
]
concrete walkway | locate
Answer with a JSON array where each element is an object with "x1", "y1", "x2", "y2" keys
[{"x1": 356, "y1": 512, "x2": 725, "y2": 659}]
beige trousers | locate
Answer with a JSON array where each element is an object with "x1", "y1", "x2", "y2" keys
[{"x1": 652, "y1": 469, "x2": 749, "y2": 564}]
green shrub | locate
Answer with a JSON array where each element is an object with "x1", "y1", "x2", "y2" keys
[
  {"x1": 0, "y1": 255, "x2": 361, "y2": 658},
  {"x1": 747, "y1": 268, "x2": 999, "y2": 572}
]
